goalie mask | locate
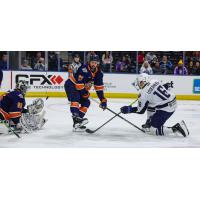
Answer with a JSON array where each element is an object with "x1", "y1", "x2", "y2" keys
[{"x1": 16, "y1": 80, "x2": 28, "y2": 95}]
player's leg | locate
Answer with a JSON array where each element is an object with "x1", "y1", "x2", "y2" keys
[
  {"x1": 79, "y1": 98, "x2": 90, "y2": 118},
  {"x1": 150, "y1": 110, "x2": 174, "y2": 136},
  {"x1": 145, "y1": 110, "x2": 188, "y2": 137},
  {"x1": 74, "y1": 98, "x2": 90, "y2": 131},
  {"x1": 64, "y1": 80, "x2": 71, "y2": 102},
  {"x1": 64, "y1": 81, "x2": 88, "y2": 131},
  {"x1": 64, "y1": 80, "x2": 80, "y2": 117},
  {"x1": 142, "y1": 107, "x2": 155, "y2": 129}
]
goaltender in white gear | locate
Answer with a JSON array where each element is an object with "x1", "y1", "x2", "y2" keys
[
  {"x1": 120, "y1": 73, "x2": 189, "y2": 137},
  {"x1": 19, "y1": 98, "x2": 47, "y2": 133}
]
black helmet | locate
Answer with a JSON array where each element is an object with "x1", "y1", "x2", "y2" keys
[
  {"x1": 89, "y1": 54, "x2": 99, "y2": 62},
  {"x1": 16, "y1": 80, "x2": 28, "y2": 95}
]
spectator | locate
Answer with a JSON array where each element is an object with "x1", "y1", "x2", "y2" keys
[
  {"x1": 159, "y1": 55, "x2": 173, "y2": 74},
  {"x1": 87, "y1": 51, "x2": 96, "y2": 63},
  {"x1": 0, "y1": 54, "x2": 8, "y2": 69},
  {"x1": 19, "y1": 60, "x2": 32, "y2": 71},
  {"x1": 123, "y1": 54, "x2": 134, "y2": 73},
  {"x1": 115, "y1": 58, "x2": 125, "y2": 72},
  {"x1": 192, "y1": 51, "x2": 200, "y2": 62},
  {"x1": 194, "y1": 61, "x2": 200, "y2": 75},
  {"x1": 140, "y1": 61, "x2": 153, "y2": 75},
  {"x1": 137, "y1": 51, "x2": 144, "y2": 66},
  {"x1": 174, "y1": 60, "x2": 188, "y2": 75},
  {"x1": 67, "y1": 53, "x2": 82, "y2": 74},
  {"x1": 34, "y1": 58, "x2": 47, "y2": 71},
  {"x1": 152, "y1": 61, "x2": 162, "y2": 74},
  {"x1": 187, "y1": 60, "x2": 195, "y2": 75},
  {"x1": 145, "y1": 52, "x2": 157, "y2": 64},
  {"x1": 101, "y1": 51, "x2": 113, "y2": 72},
  {"x1": 32, "y1": 52, "x2": 44, "y2": 66},
  {"x1": 48, "y1": 51, "x2": 63, "y2": 71}
]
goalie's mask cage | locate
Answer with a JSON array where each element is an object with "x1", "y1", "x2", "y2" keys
[{"x1": 16, "y1": 80, "x2": 28, "y2": 95}]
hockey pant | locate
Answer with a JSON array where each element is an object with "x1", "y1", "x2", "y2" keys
[
  {"x1": 65, "y1": 81, "x2": 90, "y2": 118},
  {"x1": 149, "y1": 110, "x2": 174, "y2": 135}
]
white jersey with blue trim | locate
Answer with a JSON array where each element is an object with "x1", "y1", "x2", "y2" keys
[{"x1": 137, "y1": 79, "x2": 177, "y2": 113}]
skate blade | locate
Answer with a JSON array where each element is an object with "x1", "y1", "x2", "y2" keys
[
  {"x1": 73, "y1": 127, "x2": 86, "y2": 132},
  {"x1": 74, "y1": 119, "x2": 89, "y2": 129},
  {"x1": 181, "y1": 120, "x2": 190, "y2": 136}
]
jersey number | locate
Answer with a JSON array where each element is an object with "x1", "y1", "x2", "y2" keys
[
  {"x1": 153, "y1": 85, "x2": 170, "y2": 100},
  {"x1": 17, "y1": 102, "x2": 23, "y2": 109}
]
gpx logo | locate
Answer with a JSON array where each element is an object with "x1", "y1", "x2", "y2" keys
[{"x1": 16, "y1": 74, "x2": 64, "y2": 85}]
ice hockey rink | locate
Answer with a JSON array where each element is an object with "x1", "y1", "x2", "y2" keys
[{"x1": 0, "y1": 97, "x2": 199, "y2": 148}]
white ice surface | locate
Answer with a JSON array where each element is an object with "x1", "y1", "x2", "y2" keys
[{"x1": 0, "y1": 98, "x2": 199, "y2": 147}]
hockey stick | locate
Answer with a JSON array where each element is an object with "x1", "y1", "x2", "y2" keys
[
  {"x1": 4, "y1": 123, "x2": 21, "y2": 138},
  {"x1": 86, "y1": 99, "x2": 138, "y2": 134},
  {"x1": 88, "y1": 98, "x2": 145, "y2": 133}
]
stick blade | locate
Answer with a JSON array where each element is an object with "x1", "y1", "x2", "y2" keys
[{"x1": 86, "y1": 129, "x2": 95, "y2": 134}]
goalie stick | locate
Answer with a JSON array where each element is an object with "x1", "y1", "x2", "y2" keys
[
  {"x1": 86, "y1": 99, "x2": 138, "y2": 134},
  {"x1": 4, "y1": 123, "x2": 21, "y2": 138},
  {"x1": 88, "y1": 98, "x2": 145, "y2": 133}
]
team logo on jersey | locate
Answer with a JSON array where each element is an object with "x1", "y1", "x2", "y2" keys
[
  {"x1": 78, "y1": 75, "x2": 84, "y2": 81},
  {"x1": 193, "y1": 79, "x2": 200, "y2": 94}
]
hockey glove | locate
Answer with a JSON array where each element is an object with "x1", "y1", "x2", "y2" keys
[
  {"x1": 81, "y1": 89, "x2": 90, "y2": 99},
  {"x1": 163, "y1": 81, "x2": 174, "y2": 90},
  {"x1": 99, "y1": 98, "x2": 107, "y2": 110},
  {"x1": 85, "y1": 82, "x2": 93, "y2": 91},
  {"x1": 120, "y1": 106, "x2": 137, "y2": 114}
]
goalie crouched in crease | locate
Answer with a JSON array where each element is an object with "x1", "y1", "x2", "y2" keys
[
  {"x1": 120, "y1": 73, "x2": 189, "y2": 137},
  {"x1": 0, "y1": 80, "x2": 47, "y2": 134}
]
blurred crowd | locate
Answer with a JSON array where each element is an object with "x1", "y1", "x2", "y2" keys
[{"x1": 1, "y1": 51, "x2": 200, "y2": 76}]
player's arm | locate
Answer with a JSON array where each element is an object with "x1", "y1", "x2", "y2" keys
[
  {"x1": 8, "y1": 96, "x2": 25, "y2": 124},
  {"x1": 121, "y1": 94, "x2": 149, "y2": 114},
  {"x1": 69, "y1": 69, "x2": 89, "y2": 98},
  {"x1": 94, "y1": 72, "x2": 107, "y2": 110}
]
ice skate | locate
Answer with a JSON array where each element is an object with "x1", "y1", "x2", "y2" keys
[
  {"x1": 72, "y1": 116, "x2": 88, "y2": 132},
  {"x1": 172, "y1": 120, "x2": 189, "y2": 137}
]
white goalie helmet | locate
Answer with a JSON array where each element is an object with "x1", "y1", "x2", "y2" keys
[{"x1": 133, "y1": 73, "x2": 150, "y2": 90}]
